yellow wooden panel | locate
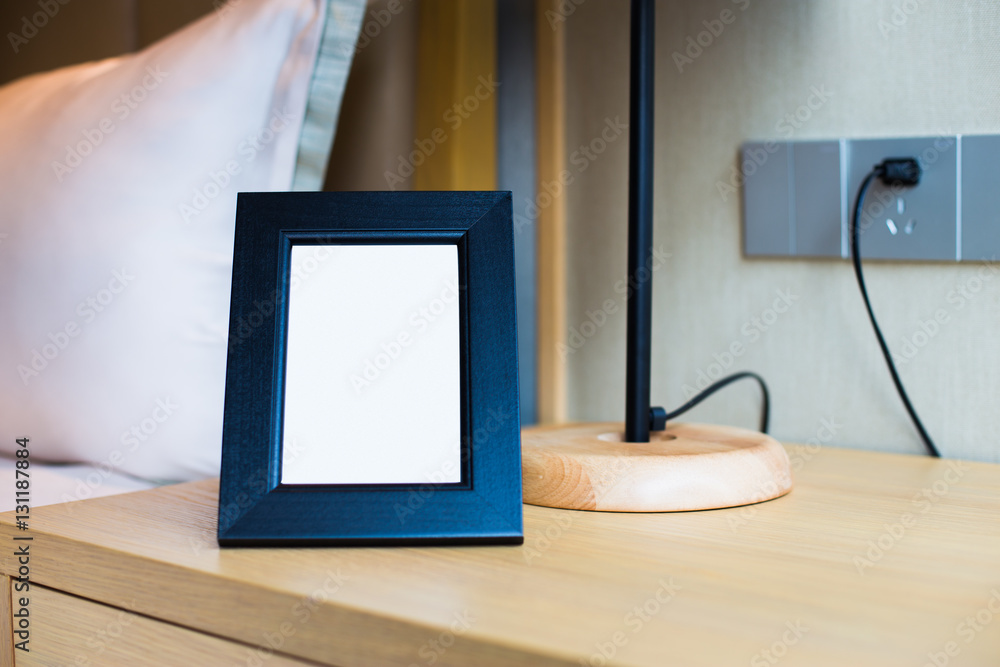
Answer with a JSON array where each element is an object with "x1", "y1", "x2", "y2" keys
[
  {"x1": 536, "y1": 0, "x2": 567, "y2": 423},
  {"x1": 412, "y1": 0, "x2": 497, "y2": 191}
]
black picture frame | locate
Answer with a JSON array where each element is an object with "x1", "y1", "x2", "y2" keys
[{"x1": 217, "y1": 191, "x2": 522, "y2": 546}]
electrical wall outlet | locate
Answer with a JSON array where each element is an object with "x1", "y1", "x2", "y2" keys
[
  {"x1": 847, "y1": 137, "x2": 957, "y2": 261},
  {"x1": 741, "y1": 140, "x2": 843, "y2": 258},
  {"x1": 742, "y1": 135, "x2": 999, "y2": 263},
  {"x1": 742, "y1": 141, "x2": 793, "y2": 256},
  {"x1": 793, "y1": 141, "x2": 843, "y2": 257},
  {"x1": 960, "y1": 135, "x2": 1000, "y2": 262}
]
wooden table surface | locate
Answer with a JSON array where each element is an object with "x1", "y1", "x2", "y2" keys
[{"x1": 3, "y1": 443, "x2": 1000, "y2": 666}]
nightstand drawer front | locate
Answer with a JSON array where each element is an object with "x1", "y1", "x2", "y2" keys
[{"x1": 17, "y1": 585, "x2": 323, "y2": 667}]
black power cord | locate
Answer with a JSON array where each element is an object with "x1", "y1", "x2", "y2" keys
[
  {"x1": 852, "y1": 159, "x2": 941, "y2": 458},
  {"x1": 649, "y1": 371, "x2": 770, "y2": 434},
  {"x1": 641, "y1": 158, "x2": 940, "y2": 453}
]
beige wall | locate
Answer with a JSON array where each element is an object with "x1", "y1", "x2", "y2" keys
[{"x1": 562, "y1": 0, "x2": 1000, "y2": 462}]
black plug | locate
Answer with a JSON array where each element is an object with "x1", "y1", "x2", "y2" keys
[
  {"x1": 649, "y1": 406, "x2": 667, "y2": 432},
  {"x1": 877, "y1": 158, "x2": 921, "y2": 187}
]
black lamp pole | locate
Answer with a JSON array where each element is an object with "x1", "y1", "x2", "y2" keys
[{"x1": 624, "y1": 0, "x2": 655, "y2": 443}]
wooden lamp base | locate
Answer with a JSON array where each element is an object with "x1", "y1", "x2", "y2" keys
[{"x1": 521, "y1": 422, "x2": 793, "y2": 512}]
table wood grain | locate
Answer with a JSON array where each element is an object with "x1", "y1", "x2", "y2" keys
[{"x1": 2, "y1": 444, "x2": 1000, "y2": 666}]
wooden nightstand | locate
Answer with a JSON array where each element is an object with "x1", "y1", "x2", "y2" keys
[{"x1": 3, "y1": 443, "x2": 1000, "y2": 666}]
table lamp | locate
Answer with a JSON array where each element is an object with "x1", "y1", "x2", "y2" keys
[{"x1": 521, "y1": 0, "x2": 793, "y2": 512}]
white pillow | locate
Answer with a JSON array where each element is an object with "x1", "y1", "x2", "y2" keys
[{"x1": 0, "y1": 0, "x2": 363, "y2": 482}]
